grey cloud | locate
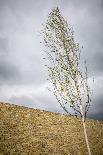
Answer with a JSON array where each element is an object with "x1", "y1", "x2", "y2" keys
[
  {"x1": 9, "y1": 94, "x2": 64, "y2": 113},
  {"x1": 0, "y1": 37, "x2": 8, "y2": 55},
  {"x1": 58, "y1": 0, "x2": 103, "y2": 78},
  {"x1": 0, "y1": 37, "x2": 21, "y2": 85},
  {"x1": 0, "y1": 0, "x2": 48, "y2": 86},
  {"x1": 90, "y1": 52, "x2": 103, "y2": 76},
  {"x1": 9, "y1": 95, "x2": 36, "y2": 108},
  {"x1": 88, "y1": 97, "x2": 103, "y2": 120},
  {"x1": 0, "y1": 60, "x2": 18, "y2": 79},
  {"x1": 32, "y1": 93, "x2": 65, "y2": 113},
  {"x1": 89, "y1": 112, "x2": 103, "y2": 121}
]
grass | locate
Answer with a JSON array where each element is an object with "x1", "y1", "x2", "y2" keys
[{"x1": 0, "y1": 102, "x2": 103, "y2": 155}]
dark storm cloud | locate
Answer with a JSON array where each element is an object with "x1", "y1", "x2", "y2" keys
[
  {"x1": 88, "y1": 97, "x2": 103, "y2": 120},
  {"x1": 91, "y1": 51, "x2": 103, "y2": 76}
]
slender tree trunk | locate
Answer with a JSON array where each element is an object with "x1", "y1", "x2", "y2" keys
[
  {"x1": 80, "y1": 105, "x2": 92, "y2": 155},
  {"x1": 82, "y1": 118, "x2": 91, "y2": 155}
]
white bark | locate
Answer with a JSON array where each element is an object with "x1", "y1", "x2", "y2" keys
[{"x1": 80, "y1": 105, "x2": 92, "y2": 155}]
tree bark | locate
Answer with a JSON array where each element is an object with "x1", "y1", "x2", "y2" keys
[{"x1": 80, "y1": 105, "x2": 91, "y2": 155}]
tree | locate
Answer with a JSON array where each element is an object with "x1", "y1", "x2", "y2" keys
[{"x1": 42, "y1": 7, "x2": 92, "y2": 155}]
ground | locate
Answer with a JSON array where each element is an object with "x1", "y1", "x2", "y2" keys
[{"x1": 0, "y1": 102, "x2": 103, "y2": 155}]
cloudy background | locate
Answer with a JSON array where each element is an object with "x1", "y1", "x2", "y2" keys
[{"x1": 0, "y1": 0, "x2": 103, "y2": 120}]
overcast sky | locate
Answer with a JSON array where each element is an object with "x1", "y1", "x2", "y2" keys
[{"x1": 0, "y1": 0, "x2": 103, "y2": 120}]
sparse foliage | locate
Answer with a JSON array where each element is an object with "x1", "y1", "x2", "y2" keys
[{"x1": 42, "y1": 7, "x2": 92, "y2": 155}]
